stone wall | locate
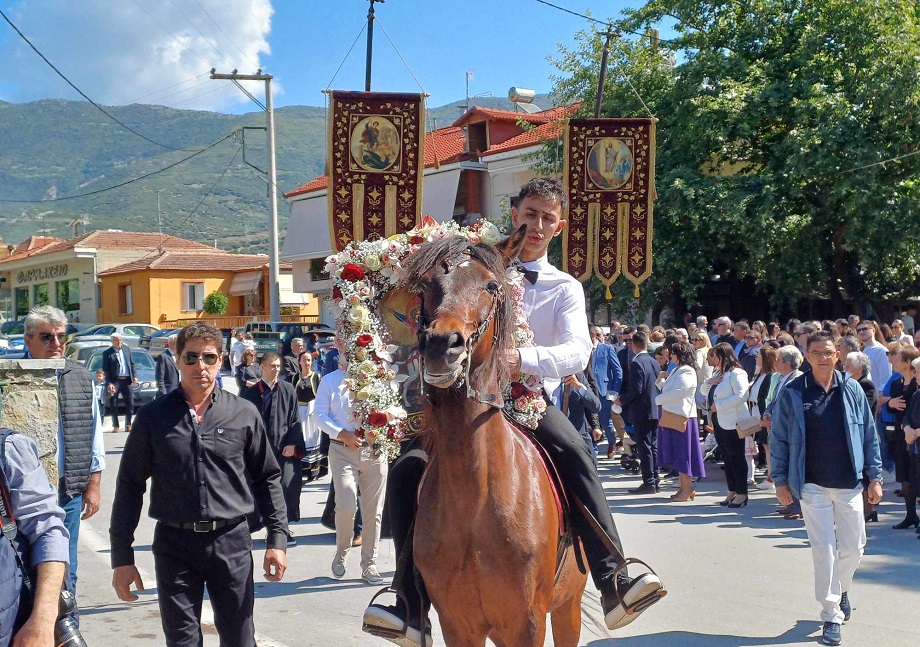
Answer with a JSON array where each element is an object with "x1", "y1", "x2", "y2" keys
[{"x1": 0, "y1": 358, "x2": 63, "y2": 482}]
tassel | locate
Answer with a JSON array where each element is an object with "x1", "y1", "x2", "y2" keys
[
  {"x1": 605, "y1": 285, "x2": 612, "y2": 300},
  {"x1": 634, "y1": 284, "x2": 640, "y2": 298}
]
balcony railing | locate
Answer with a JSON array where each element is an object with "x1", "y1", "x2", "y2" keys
[{"x1": 160, "y1": 313, "x2": 320, "y2": 329}]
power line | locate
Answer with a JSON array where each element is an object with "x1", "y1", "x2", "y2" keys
[
  {"x1": 159, "y1": 142, "x2": 243, "y2": 246},
  {"x1": 166, "y1": 0, "x2": 235, "y2": 68},
  {"x1": 129, "y1": 0, "x2": 214, "y2": 70},
  {"x1": 169, "y1": 82, "x2": 235, "y2": 107},
  {"x1": 324, "y1": 21, "x2": 368, "y2": 90},
  {"x1": 189, "y1": 0, "x2": 261, "y2": 70},
  {"x1": 127, "y1": 73, "x2": 210, "y2": 104},
  {"x1": 0, "y1": 7, "x2": 184, "y2": 151},
  {"x1": 0, "y1": 132, "x2": 237, "y2": 203},
  {"x1": 534, "y1": 0, "x2": 681, "y2": 47},
  {"x1": 375, "y1": 17, "x2": 426, "y2": 94}
]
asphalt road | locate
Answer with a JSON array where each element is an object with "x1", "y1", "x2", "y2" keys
[{"x1": 73, "y1": 386, "x2": 920, "y2": 646}]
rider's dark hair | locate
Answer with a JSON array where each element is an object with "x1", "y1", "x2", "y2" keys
[{"x1": 517, "y1": 177, "x2": 567, "y2": 211}]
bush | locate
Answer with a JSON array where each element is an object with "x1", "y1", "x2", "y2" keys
[{"x1": 202, "y1": 290, "x2": 229, "y2": 315}]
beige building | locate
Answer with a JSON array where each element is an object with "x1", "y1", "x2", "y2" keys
[{"x1": 0, "y1": 231, "x2": 217, "y2": 323}]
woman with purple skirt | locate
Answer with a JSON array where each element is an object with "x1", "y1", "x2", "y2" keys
[{"x1": 656, "y1": 341, "x2": 707, "y2": 501}]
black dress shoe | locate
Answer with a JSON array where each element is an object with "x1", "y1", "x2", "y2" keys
[
  {"x1": 864, "y1": 511, "x2": 878, "y2": 523},
  {"x1": 892, "y1": 517, "x2": 920, "y2": 530},
  {"x1": 628, "y1": 484, "x2": 659, "y2": 495}
]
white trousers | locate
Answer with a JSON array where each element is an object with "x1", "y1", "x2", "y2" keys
[
  {"x1": 328, "y1": 442, "x2": 388, "y2": 570},
  {"x1": 800, "y1": 483, "x2": 866, "y2": 623}
]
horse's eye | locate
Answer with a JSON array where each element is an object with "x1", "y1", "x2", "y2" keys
[{"x1": 486, "y1": 281, "x2": 500, "y2": 295}]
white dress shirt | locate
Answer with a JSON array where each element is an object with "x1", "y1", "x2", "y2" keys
[
  {"x1": 311, "y1": 369, "x2": 357, "y2": 439},
  {"x1": 863, "y1": 340, "x2": 892, "y2": 390},
  {"x1": 516, "y1": 253, "x2": 592, "y2": 398}
]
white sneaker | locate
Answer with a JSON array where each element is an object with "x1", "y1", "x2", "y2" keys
[
  {"x1": 755, "y1": 480, "x2": 775, "y2": 490},
  {"x1": 331, "y1": 554, "x2": 346, "y2": 579},
  {"x1": 362, "y1": 565, "x2": 385, "y2": 585}
]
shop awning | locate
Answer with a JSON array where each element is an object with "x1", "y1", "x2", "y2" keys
[
  {"x1": 279, "y1": 273, "x2": 310, "y2": 305},
  {"x1": 229, "y1": 270, "x2": 262, "y2": 296},
  {"x1": 422, "y1": 167, "x2": 462, "y2": 221}
]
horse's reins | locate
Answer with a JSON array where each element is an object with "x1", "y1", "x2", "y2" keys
[{"x1": 418, "y1": 250, "x2": 504, "y2": 408}]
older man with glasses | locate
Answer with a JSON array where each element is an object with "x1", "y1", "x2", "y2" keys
[
  {"x1": 22, "y1": 305, "x2": 104, "y2": 600},
  {"x1": 110, "y1": 321, "x2": 288, "y2": 647}
]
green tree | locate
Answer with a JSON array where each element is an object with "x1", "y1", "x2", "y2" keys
[
  {"x1": 549, "y1": 0, "x2": 920, "y2": 315},
  {"x1": 202, "y1": 290, "x2": 229, "y2": 315}
]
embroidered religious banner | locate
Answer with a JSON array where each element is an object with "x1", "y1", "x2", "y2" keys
[
  {"x1": 327, "y1": 91, "x2": 425, "y2": 252},
  {"x1": 562, "y1": 118, "x2": 656, "y2": 297}
]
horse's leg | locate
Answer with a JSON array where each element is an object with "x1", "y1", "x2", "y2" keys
[
  {"x1": 549, "y1": 593, "x2": 583, "y2": 647},
  {"x1": 439, "y1": 616, "x2": 488, "y2": 647},
  {"x1": 492, "y1": 613, "x2": 547, "y2": 647}
]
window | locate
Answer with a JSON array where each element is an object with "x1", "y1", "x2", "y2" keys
[
  {"x1": 56, "y1": 278, "x2": 80, "y2": 312},
  {"x1": 14, "y1": 288, "x2": 29, "y2": 318},
  {"x1": 118, "y1": 284, "x2": 133, "y2": 315},
  {"x1": 182, "y1": 282, "x2": 205, "y2": 312},
  {"x1": 33, "y1": 283, "x2": 49, "y2": 307}
]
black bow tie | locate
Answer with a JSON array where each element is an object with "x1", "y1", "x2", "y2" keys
[{"x1": 517, "y1": 265, "x2": 538, "y2": 285}]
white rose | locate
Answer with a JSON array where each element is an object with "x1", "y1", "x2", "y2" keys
[
  {"x1": 479, "y1": 222, "x2": 503, "y2": 245},
  {"x1": 365, "y1": 254, "x2": 383, "y2": 271}
]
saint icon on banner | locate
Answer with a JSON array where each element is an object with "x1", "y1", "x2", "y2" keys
[
  {"x1": 350, "y1": 115, "x2": 402, "y2": 172},
  {"x1": 586, "y1": 137, "x2": 633, "y2": 191}
]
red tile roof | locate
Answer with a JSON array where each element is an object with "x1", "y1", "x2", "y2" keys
[
  {"x1": 481, "y1": 120, "x2": 563, "y2": 157},
  {"x1": 451, "y1": 105, "x2": 560, "y2": 127},
  {"x1": 98, "y1": 251, "x2": 292, "y2": 276},
  {"x1": 0, "y1": 231, "x2": 214, "y2": 266}
]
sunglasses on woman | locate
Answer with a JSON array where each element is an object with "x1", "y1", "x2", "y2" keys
[{"x1": 181, "y1": 351, "x2": 221, "y2": 366}]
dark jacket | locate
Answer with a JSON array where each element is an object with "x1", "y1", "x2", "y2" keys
[
  {"x1": 102, "y1": 345, "x2": 135, "y2": 384},
  {"x1": 280, "y1": 352, "x2": 299, "y2": 383},
  {"x1": 241, "y1": 380, "x2": 304, "y2": 457},
  {"x1": 560, "y1": 372, "x2": 601, "y2": 450},
  {"x1": 58, "y1": 358, "x2": 97, "y2": 497},
  {"x1": 155, "y1": 350, "x2": 180, "y2": 397},
  {"x1": 856, "y1": 375, "x2": 877, "y2": 413},
  {"x1": 620, "y1": 350, "x2": 660, "y2": 424}
]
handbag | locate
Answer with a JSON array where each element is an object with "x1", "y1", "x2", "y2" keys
[
  {"x1": 660, "y1": 409, "x2": 689, "y2": 432},
  {"x1": 735, "y1": 414, "x2": 762, "y2": 438}
]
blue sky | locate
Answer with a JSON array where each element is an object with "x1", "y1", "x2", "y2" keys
[{"x1": 0, "y1": 0, "x2": 656, "y2": 113}]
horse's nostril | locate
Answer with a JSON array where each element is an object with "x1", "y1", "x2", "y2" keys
[{"x1": 448, "y1": 332, "x2": 465, "y2": 351}]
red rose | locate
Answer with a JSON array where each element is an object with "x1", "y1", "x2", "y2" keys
[
  {"x1": 409, "y1": 235, "x2": 425, "y2": 245},
  {"x1": 386, "y1": 427, "x2": 395, "y2": 439},
  {"x1": 332, "y1": 286, "x2": 343, "y2": 300},
  {"x1": 510, "y1": 382, "x2": 527, "y2": 399},
  {"x1": 357, "y1": 334, "x2": 373, "y2": 347},
  {"x1": 355, "y1": 429, "x2": 365, "y2": 439},
  {"x1": 368, "y1": 411, "x2": 388, "y2": 428},
  {"x1": 341, "y1": 264, "x2": 365, "y2": 282}
]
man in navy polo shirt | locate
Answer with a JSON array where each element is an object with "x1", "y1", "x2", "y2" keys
[{"x1": 771, "y1": 330, "x2": 882, "y2": 646}]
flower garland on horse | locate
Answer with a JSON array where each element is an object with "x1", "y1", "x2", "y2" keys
[{"x1": 325, "y1": 215, "x2": 547, "y2": 459}]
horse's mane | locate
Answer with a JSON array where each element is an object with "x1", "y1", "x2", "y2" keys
[{"x1": 400, "y1": 235, "x2": 514, "y2": 391}]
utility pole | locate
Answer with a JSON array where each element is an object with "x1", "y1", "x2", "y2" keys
[
  {"x1": 366, "y1": 0, "x2": 384, "y2": 91},
  {"x1": 156, "y1": 189, "x2": 164, "y2": 254},
  {"x1": 210, "y1": 69, "x2": 281, "y2": 320},
  {"x1": 595, "y1": 26, "x2": 618, "y2": 118}
]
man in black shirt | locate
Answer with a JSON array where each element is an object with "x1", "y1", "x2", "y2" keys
[
  {"x1": 771, "y1": 331, "x2": 882, "y2": 647},
  {"x1": 109, "y1": 321, "x2": 288, "y2": 647}
]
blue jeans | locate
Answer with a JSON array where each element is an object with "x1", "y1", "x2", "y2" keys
[{"x1": 58, "y1": 487, "x2": 82, "y2": 594}]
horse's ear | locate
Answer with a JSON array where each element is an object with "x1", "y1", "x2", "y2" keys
[{"x1": 495, "y1": 224, "x2": 527, "y2": 266}]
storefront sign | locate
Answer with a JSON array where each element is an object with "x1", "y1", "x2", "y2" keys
[{"x1": 16, "y1": 264, "x2": 68, "y2": 284}]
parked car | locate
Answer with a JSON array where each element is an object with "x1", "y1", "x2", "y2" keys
[
  {"x1": 142, "y1": 328, "x2": 182, "y2": 358},
  {"x1": 0, "y1": 335, "x2": 25, "y2": 353},
  {"x1": 0, "y1": 320, "x2": 24, "y2": 336},
  {"x1": 70, "y1": 323, "x2": 160, "y2": 347},
  {"x1": 63, "y1": 340, "x2": 111, "y2": 365},
  {"x1": 244, "y1": 322, "x2": 332, "y2": 356},
  {"x1": 85, "y1": 347, "x2": 157, "y2": 407}
]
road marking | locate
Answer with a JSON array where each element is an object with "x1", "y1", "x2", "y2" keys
[{"x1": 81, "y1": 518, "x2": 291, "y2": 647}]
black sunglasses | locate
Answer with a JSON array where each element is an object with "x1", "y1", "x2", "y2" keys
[
  {"x1": 37, "y1": 332, "x2": 68, "y2": 345},
  {"x1": 181, "y1": 351, "x2": 220, "y2": 366}
]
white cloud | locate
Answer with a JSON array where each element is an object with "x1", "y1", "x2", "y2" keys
[{"x1": 0, "y1": 0, "x2": 277, "y2": 111}]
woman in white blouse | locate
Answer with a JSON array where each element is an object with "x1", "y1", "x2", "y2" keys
[
  {"x1": 656, "y1": 342, "x2": 705, "y2": 501},
  {"x1": 701, "y1": 343, "x2": 751, "y2": 508}
]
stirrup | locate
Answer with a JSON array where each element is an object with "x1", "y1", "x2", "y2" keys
[
  {"x1": 363, "y1": 586, "x2": 413, "y2": 641},
  {"x1": 611, "y1": 558, "x2": 668, "y2": 615}
]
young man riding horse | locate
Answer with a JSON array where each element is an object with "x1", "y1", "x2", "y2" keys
[{"x1": 363, "y1": 178, "x2": 666, "y2": 645}]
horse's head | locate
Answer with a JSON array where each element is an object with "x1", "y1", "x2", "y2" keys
[{"x1": 400, "y1": 226, "x2": 527, "y2": 399}]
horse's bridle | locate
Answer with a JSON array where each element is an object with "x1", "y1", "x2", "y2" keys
[{"x1": 418, "y1": 251, "x2": 504, "y2": 408}]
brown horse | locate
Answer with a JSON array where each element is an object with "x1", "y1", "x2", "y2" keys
[{"x1": 402, "y1": 227, "x2": 588, "y2": 647}]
